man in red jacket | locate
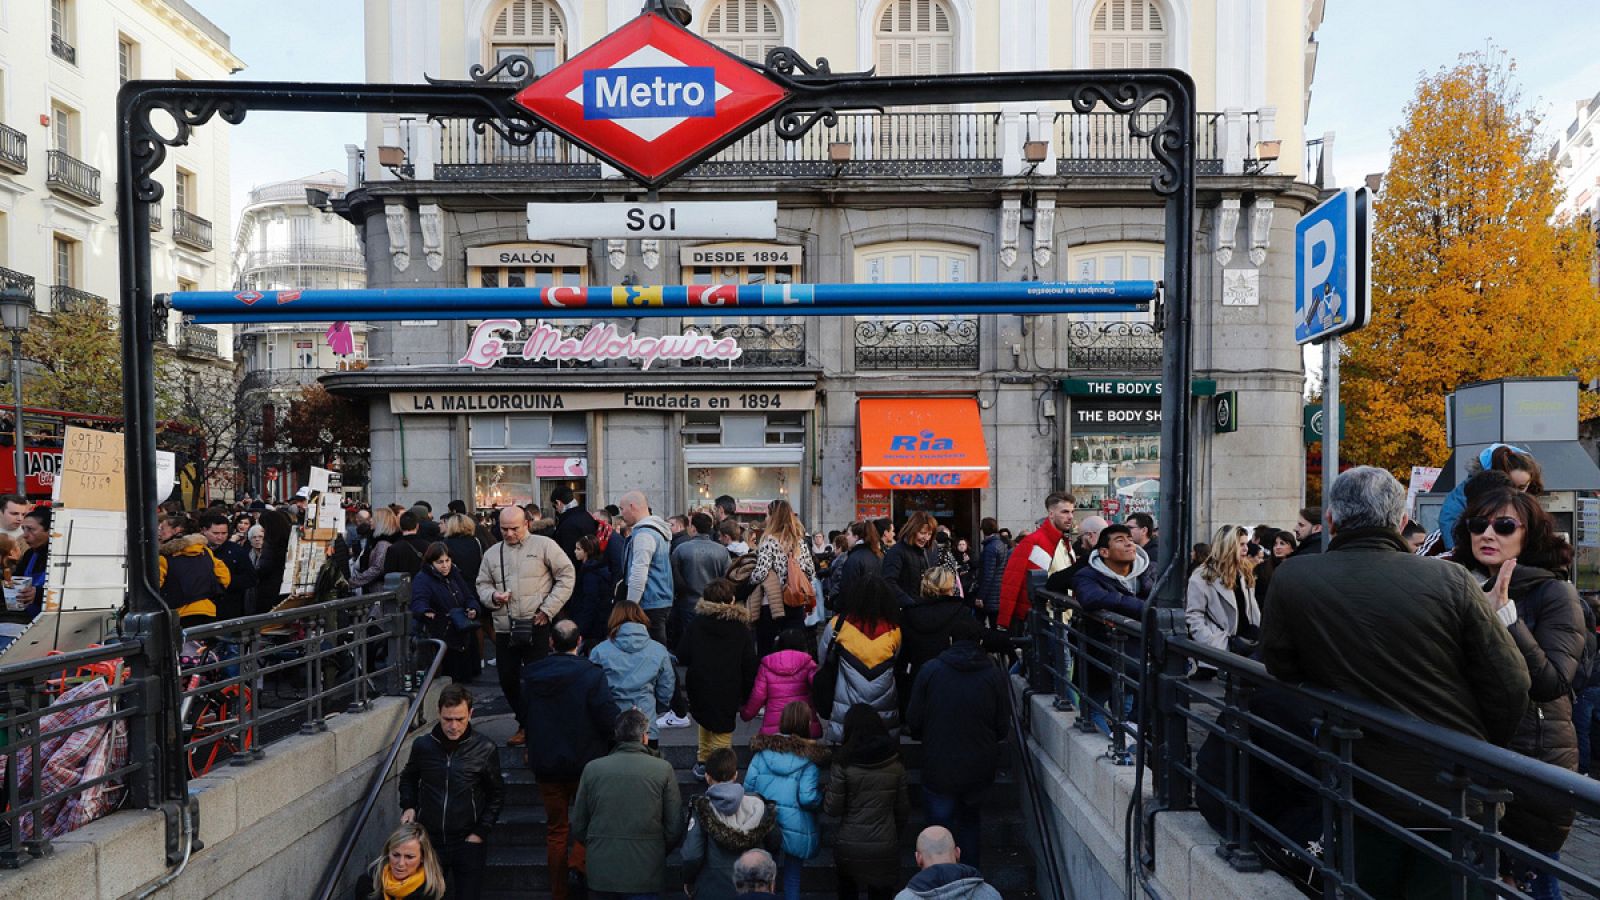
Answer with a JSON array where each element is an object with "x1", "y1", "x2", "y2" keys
[{"x1": 996, "y1": 491, "x2": 1076, "y2": 630}]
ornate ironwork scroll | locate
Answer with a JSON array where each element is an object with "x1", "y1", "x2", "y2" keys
[
  {"x1": 1066, "y1": 321, "x2": 1163, "y2": 371},
  {"x1": 854, "y1": 318, "x2": 980, "y2": 370}
]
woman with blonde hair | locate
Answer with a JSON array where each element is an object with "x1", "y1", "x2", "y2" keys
[
  {"x1": 351, "y1": 507, "x2": 403, "y2": 594},
  {"x1": 1185, "y1": 525, "x2": 1261, "y2": 677},
  {"x1": 748, "y1": 499, "x2": 816, "y2": 655},
  {"x1": 367, "y1": 822, "x2": 444, "y2": 899}
]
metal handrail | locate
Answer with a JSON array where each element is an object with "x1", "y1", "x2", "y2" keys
[
  {"x1": 313, "y1": 636, "x2": 446, "y2": 900},
  {"x1": 1010, "y1": 649, "x2": 1073, "y2": 900},
  {"x1": 1027, "y1": 588, "x2": 1600, "y2": 898},
  {"x1": 0, "y1": 639, "x2": 146, "y2": 866}
]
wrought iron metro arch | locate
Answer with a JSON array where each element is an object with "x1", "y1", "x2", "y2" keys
[{"x1": 114, "y1": 0, "x2": 1198, "y2": 841}]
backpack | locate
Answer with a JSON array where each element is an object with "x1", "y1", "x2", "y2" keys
[
  {"x1": 1569, "y1": 592, "x2": 1600, "y2": 695},
  {"x1": 811, "y1": 617, "x2": 842, "y2": 713}
]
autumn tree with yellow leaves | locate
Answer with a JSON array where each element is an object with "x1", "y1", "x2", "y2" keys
[{"x1": 1342, "y1": 50, "x2": 1600, "y2": 475}]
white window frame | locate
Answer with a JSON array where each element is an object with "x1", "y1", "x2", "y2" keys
[
  {"x1": 118, "y1": 34, "x2": 138, "y2": 84},
  {"x1": 1074, "y1": 0, "x2": 1187, "y2": 72},
  {"x1": 1065, "y1": 240, "x2": 1162, "y2": 323},
  {"x1": 701, "y1": 0, "x2": 783, "y2": 63},
  {"x1": 859, "y1": 0, "x2": 973, "y2": 78},
  {"x1": 52, "y1": 234, "x2": 77, "y2": 289}
]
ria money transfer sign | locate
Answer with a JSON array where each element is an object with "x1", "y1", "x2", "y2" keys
[
  {"x1": 513, "y1": 13, "x2": 789, "y2": 185},
  {"x1": 1295, "y1": 187, "x2": 1372, "y2": 345}
]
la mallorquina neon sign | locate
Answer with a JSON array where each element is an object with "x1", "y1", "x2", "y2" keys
[{"x1": 461, "y1": 320, "x2": 742, "y2": 369}]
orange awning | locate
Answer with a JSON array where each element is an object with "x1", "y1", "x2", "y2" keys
[{"x1": 858, "y1": 398, "x2": 990, "y2": 490}]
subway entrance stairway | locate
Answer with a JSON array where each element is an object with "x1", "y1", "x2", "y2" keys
[{"x1": 454, "y1": 665, "x2": 1040, "y2": 900}]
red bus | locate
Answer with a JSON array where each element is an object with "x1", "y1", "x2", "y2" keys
[{"x1": 0, "y1": 405, "x2": 206, "y2": 507}]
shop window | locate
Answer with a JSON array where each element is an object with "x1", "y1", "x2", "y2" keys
[
  {"x1": 683, "y1": 412, "x2": 722, "y2": 445},
  {"x1": 551, "y1": 414, "x2": 586, "y2": 445},
  {"x1": 689, "y1": 465, "x2": 799, "y2": 518},
  {"x1": 475, "y1": 462, "x2": 534, "y2": 509},
  {"x1": 508, "y1": 415, "x2": 550, "y2": 446},
  {"x1": 765, "y1": 412, "x2": 805, "y2": 446},
  {"x1": 471, "y1": 415, "x2": 508, "y2": 449}
]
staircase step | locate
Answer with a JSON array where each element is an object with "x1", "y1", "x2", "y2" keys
[
  {"x1": 479, "y1": 844, "x2": 1036, "y2": 891},
  {"x1": 501, "y1": 738, "x2": 930, "y2": 771},
  {"x1": 493, "y1": 806, "x2": 1030, "y2": 851}
]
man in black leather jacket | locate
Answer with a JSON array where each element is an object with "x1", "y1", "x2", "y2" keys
[{"x1": 399, "y1": 684, "x2": 505, "y2": 900}]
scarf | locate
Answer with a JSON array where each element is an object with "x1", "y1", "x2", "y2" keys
[{"x1": 382, "y1": 866, "x2": 427, "y2": 899}]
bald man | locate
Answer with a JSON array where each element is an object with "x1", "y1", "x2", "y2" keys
[
  {"x1": 895, "y1": 826, "x2": 1001, "y2": 900},
  {"x1": 477, "y1": 505, "x2": 576, "y2": 747},
  {"x1": 618, "y1": 491, "x2": 675, "y2": 626}
]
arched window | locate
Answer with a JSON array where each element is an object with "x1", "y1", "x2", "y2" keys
[
  {"x1": 1089, "y1": 0, "x2": 1167, "y2": 68},
  {"x1": 703, "y1": 0, "x2": 781, "y2": 63},
  {"x1": 874, "y1": 0, "x2": 955, "y2": 76},
  {"x1": 485, "y1": 0, "x2": 565, "y2": 77}
]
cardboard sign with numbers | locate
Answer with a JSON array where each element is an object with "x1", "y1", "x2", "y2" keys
[{"x1": 59, "y1": 426, "x2": 127, "y2": 511}]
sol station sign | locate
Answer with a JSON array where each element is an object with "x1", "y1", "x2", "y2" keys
[{"x1": 513, "y1": 13, "x2": 790, "y2": 185}]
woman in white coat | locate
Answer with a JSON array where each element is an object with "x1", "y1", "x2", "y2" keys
[{"x1": 1185, "y1": 525, "x2": 1262, "y2": 678}]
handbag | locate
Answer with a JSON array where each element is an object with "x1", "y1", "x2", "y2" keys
[
  {"x1": 782, "y1": 553, "x2": 816, "y2": 612},
  {"x1": 448, "y1": 607, "x2": 479, "y2": 632},
  {"x1": 509, "y1": 617, "x2": 536, "y2": 647}
]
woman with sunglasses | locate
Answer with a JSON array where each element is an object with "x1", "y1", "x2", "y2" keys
[{"x1": 1452, "y1": 487, "x2": 1584, "y2": 899}]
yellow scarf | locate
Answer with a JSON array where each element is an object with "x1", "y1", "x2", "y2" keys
[{"x1": 382, "y1": 866, "x2": 427, "y2": 899}]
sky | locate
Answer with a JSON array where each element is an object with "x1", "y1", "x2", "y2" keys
[
  {"x1": 186, "y1": 1, "x2": 1600, "y2": 247},
  {"x1": 1308, "y1": 0, "x2": 1600, "y2": 188},
  {"x1": 185, "y1": 0, "x2": 366, "y2": 226}
]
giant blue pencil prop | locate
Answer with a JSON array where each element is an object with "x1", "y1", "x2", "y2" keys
[{"x1": 172, "y1": 281, "x2": 1159, "y2": 324}]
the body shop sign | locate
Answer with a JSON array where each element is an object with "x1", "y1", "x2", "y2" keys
[
  {"x1": 1072, "y1": 400, "x2": 1161, "y2": 434},
  {"x1": 461, "y1": 320, "x2": 740, "y2": 370}
]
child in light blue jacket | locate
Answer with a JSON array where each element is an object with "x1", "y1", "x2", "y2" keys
[{"x1": 743, "y1": 701, "x2": 828, "y2": 900}]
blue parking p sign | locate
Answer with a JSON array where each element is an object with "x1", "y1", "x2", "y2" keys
[{"x1": 1295, "y1": 187, "x2": 1372, "y2": 345}]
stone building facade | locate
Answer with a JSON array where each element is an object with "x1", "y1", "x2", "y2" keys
[{"x1": 327, "y1": 0, "x2": 1327, "y2": 540}]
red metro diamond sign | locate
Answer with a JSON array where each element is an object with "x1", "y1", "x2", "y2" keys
[{"x1": 513, "y1": 13, "x2": 790, "y2": 186}]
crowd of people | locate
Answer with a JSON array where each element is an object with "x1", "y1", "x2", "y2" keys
[
  {"x1": 381, "y1": 489, "x2": 1022, "y2": 900},
  {"x1": 8, "y1": 437, "x2": 1594, "y2": 900}
]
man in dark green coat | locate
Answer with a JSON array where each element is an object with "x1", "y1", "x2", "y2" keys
[
  {"x1": 1262, "y1": 466, "x2": 1530, "y2": 900},
  {"x1": 570, "y1": 708, "x2": 685, "y2": 897}
]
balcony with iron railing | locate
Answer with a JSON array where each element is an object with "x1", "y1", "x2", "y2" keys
[
  {"x1": 50, "y1": 33, "x2": 76, "y2": 65},
  {"x1": 180, "y1": 324, "x2": 220, "y2": 357},
  {"x1": 50, "y1": 285, "x2": 107, "y2": 316},
  {"x1": 854, "y1": 317, "x2": 980, "y2": 370},
  {"x1": 46, "y1": 150, "x2": 100, "y2": 205},
  {"x1": 417, "y1": 109, "x2": 1283, "y2": 182},
  {"x1": 173, "y1": 208, "x2": 214, "y2": 251},
  {"x1": 678, "y1": 322, "x2": 807, "y2": 368},
  {"x1": 0, "y1": 124, "x2": 26, "y2": 175},
  {"x1": 0, "y1": 267, "x2": 35, "y2": 302},
  {"x1": 1064, "y1": 320, "x2": 1163, "y2": 371},
  {"x1": 239, "y1": 246, "x2": 365, "y2": 273}
]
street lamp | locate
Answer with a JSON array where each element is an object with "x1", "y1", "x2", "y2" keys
[{"x1": 0, "y1": 288, "x2": 31, "y2": 496}]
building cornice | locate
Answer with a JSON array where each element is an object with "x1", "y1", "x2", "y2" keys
[{"x1": 137, "y1": 0, "x2": 245, "y2": 73}]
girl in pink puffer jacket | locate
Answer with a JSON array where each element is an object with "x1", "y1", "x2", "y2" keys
[{"x1": 741, "y1": 630, "x2": 822, "y2": 737}]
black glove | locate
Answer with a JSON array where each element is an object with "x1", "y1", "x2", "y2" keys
[{"x1": 1227, "y1": 635, "x2": 1259, "y2": 657}]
